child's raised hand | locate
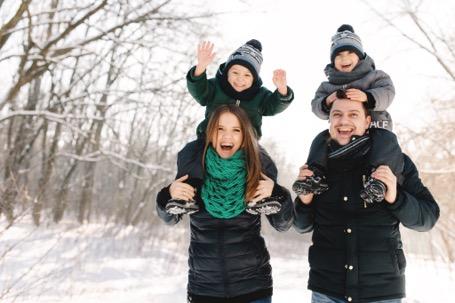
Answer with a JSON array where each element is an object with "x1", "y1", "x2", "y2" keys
[
  {"x1": 272, "y1": 69, "x2": 288, "y2": 96},
  {"x1": 194, "y1": 41, "x2": 215, "y2": 77},
  {"x1": 346, "y1": 88, "x2": 367, "y2": 102}
]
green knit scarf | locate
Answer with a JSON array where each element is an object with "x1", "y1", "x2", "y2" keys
[{"x1": 201, "y1": 146, "x2": 247, "y2": 219}]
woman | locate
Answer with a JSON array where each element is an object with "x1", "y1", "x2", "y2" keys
[{"x1": 156, "y1": 105, "x2": 293, "y2": 303}]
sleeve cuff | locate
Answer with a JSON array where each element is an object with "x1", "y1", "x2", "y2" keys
[
  {"x1": 294, "y1": 197, "x2": 313, "y2": 211},
  {"x1": 187, "y1": 66, "x2": 206, "y2": 82},
  {"x1": 386, "y1": 190, "x2": 404, "y2": 211},
  {"x1": 278, "y1": 86, "x2": 294, "y2": 102},
  {"x1": 157, "y1": 185, "x2": 172, "y2": 208},
  {"x1": 270, "y1": 183, "x2": 287, "y2": 203},
  {"x1": 366, "y1": 92, "x2": 376, "y2": 109},
  {"x1": 321, "y1": 97, "x2": 331, "y2": 114}
]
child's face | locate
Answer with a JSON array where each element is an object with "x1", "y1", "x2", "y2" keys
[
  {"x1": 334, "y1": 50, "x2": 359, "y2": 72},
  {"x1": 227, "y1": 64, "x2": 254, "y2": 92}
]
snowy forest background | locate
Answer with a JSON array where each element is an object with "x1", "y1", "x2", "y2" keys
[{"x1": 0, "y1": 0, "x2": 454, "y2": 302}]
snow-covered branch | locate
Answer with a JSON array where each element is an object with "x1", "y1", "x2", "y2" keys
[
  {"x1": 58, "y1": 150, "x2": 173, "y2": 174},
  {"x1": 0, "y1": 110, "x2": 105, "y2": 124}
]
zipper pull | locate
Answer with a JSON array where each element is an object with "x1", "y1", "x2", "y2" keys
[{"x1": 235, "y1": 100, "x2": 240, "y2": 106}]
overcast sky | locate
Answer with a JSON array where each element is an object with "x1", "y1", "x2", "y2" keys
[{"x1": 196, "y1": 0, "x2": 455, "y2": 166}]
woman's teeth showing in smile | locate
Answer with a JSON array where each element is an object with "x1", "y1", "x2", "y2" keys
[{"x1": 220, "y1": 143, "x2": 233, "y2": 150}]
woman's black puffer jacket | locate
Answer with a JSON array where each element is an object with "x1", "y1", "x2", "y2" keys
[{"x1": 156, "y1": 148, "x2": 293, "y2": 303}]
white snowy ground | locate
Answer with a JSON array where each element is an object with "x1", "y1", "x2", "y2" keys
[{"x1": 0, "y1": 219, "x2": 453, "y2": 303}]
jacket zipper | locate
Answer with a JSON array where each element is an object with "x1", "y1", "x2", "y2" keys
[{"x1": 235, "y1": 99, "x2": 240, "y2": 106}]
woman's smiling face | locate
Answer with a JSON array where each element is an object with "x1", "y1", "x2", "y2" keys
[{"x1": 211, "y1": 112, "x2": 243, "y2": 159}]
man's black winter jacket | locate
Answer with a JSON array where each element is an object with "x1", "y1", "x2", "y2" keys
[{"x1": 294, "y1": 153, "x2": 439, "y2": 303}]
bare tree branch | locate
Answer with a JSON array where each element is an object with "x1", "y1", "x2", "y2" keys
[
  {"x1": 364, "y1": 0, "x2": 455, "y2": 80},
  {"x1": 0, "y1": 0, "x2": 32, "y2": 50}
]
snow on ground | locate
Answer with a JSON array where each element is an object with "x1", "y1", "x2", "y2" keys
[{"x1": 0, "y1": 219, "x2": 454, "y2": 302}]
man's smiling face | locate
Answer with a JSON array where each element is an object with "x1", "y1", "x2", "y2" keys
[{"x1": 329, "y1": 99, "x2": 371, "y2": 145}]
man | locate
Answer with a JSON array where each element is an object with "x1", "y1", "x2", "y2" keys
[{"x1": 293, "y1": 98, "x2": 439, "y2": 303}]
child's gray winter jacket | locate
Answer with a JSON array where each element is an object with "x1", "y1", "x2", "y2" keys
[{"x1": 312, "y1": 55, "x2": 395, "y2": 130}]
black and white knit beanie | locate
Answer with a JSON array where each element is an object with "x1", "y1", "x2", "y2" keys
[
  {"x1": 330, "y1": 24, "x2": 364, "y2": 63},
  {"x1": 224, "y1": 39, "x2": 263, "y2": 81}
]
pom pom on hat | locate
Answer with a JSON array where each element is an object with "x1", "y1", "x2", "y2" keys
[
  {"x1": 246, "y1": 39, "x2": 262, "y2": 52},
  {"x1": 337, "y1": 24, "x2": 354, "y2": 33}
]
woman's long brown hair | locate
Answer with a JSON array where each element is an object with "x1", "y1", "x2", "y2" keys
[{"x1": 203, "y1": 105, "x2": 262, "y2": 202}]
